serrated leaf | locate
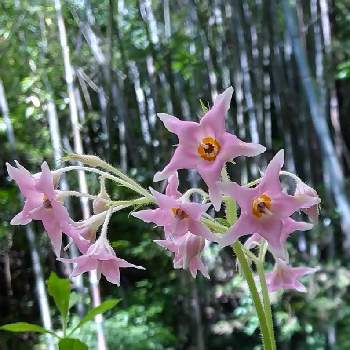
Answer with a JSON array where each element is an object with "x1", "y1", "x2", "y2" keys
[
  {"x1": 47, "y1": 272, "x2": 71, "y2": 326},
  {"x1": 0, "y1": 322, "x2": 55, "y2": 336},
  {"x1": 58, "y1": 338, "x2": 88, "y2": 350},
  {"x1": 70, "y1": 299, "x2": 119, "y2": 335}
]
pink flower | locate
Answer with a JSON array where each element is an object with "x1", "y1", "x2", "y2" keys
[
  {"x1": 266, "y1": 259, "x2": 318, "y2": 293},
  {"x1": 155, "y1": 232, "x2": 209, "y2": 278},
  {"x1": 132, "y1": 183, "x2": 218, "y2": 242},
  {"x1": 59, "y1": 234, "x2": 144, "y2": 285},
  {"x1": 65, "y1": 212, "x2": 107, "y2": 254},
  {"x1": 7, "y1": 161, "x2": 72, "y2": 256},
  {"x1": 219, "y1": 150, "x2": 318, "y2": 250},
  {"x1": 244, "y1": 218, "x2": 313, "y2": 260},
  {"x1": 294, "y1": 180, "x2": 321, "y2": 222},
  {"x1": 153, "y1": 87, "x2": 265, "y2": 210}
]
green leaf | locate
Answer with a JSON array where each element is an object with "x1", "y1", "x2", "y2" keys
[
  {"x1": 58, "y1": 338, "x2": 88, "y2": 350},
  {"x1": 0, "y1": 322, "x2": 53, "y2": 335},
  {"x1": 47, "y1": 272, "x2": 71, "y2": 327},
  {"x1": 70, "y1": 299, "x2": 119, "y2": 335}
]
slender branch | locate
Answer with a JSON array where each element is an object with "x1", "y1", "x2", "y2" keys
[
  {"x1": 55, "y1": 165, "x2": 152, "y2": 199},
  {"x1": 233, "y1": 241, "x2": 272, "y2": 350},
  {"x1": 256, "y1": 243, "x2": 276, "y2": 350}
]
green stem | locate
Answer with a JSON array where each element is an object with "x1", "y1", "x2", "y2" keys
[
  {"x1": 257, "y1": 245, "x2": 276, "y2": 350},
  {"x1": 233, "y1": 241, "x2": 273, "y2": 350},
  {"x1": 202, "y1": 215, "x2": 273, "y2": 349}
]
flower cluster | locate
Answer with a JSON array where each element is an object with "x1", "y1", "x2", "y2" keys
[{"x1": 7, "y1": 87, "x2": 320, "y2": 293}]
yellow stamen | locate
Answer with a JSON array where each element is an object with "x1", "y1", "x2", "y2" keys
[
  {"x1": 197, "y1": 137, "x2": 221, "y2": 161},
  {"x1": 252, "y1": 194, "x2": 272, "y2": 218},
  {"x1": 171, "y1": 207, "x2": 189, "y2": 220}
]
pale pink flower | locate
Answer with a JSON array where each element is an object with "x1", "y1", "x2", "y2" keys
[
  {"x1": 219, "y1": 150, "x2": 318, "y2": 250},
  {"x1": 266, "y1": 259, "x2": 318, "y2": 293},
  {"x1": 155, "y1": 232, "x2": 209, "y2": 278},
  {"x1": 59, "y1": 234, "x2": 144, "y2": 285},
  {"x1": 244, "y1": 218, "x2": 313, "y2": 260},
  {"x1": 65, "y1": 212, "x2": 107, "y2": 254},
  {"x1": 7, "y1": 161, "x2": 72, "y2": 256},
  {"x1": 153, "y1": 87, "x2": 266, "y2": 210},
  {"x1": 294, "y1": 180, "x2": 321, "y2": 222},
  {"x1": 132, "y1": 187, "x2": 218, "y2": 242}
]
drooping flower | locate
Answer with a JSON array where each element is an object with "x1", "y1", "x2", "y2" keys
[
  {"x1": 266, "y1": 259, "x2": 318, "y2": 293},
  {"x1": 155, "y1": 232, "x2": 209, "y2": 278},
  {"x1": 7, "y1": 161, "x2": 73, "y2": 256},
  {"x1": 65, "y1": 212, "x2": 107, "y2": 254},
  {"x1": 153, "y1": 87, "x2": 266, "y2": 210},
  {"x1": 294, "y1": 180, "x2": 321, "y2": 222},
  {"x1": 132, "y1": 180, "x2": 218, "y2": 242},
  {"x1": 244, "y1": 218, "x2": 313, "y2": 260},
  {"x1": 59, "y1": 233, "x2": 144, "y2": 285},
  {"x1": 219, "y1": 150, "x2": 318, "y2": 250}
]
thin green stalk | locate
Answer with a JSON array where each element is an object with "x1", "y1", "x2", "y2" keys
[
  {"x1": 219, "y1": 166, "x2": 273, "y2": 349},
  {"x1": 257, "y1": 245, "x2": 276, "y2": 350},
  {"x1": 233, "y1": 241, "x2": 272, "y2": 350},
  {"x1": 202, "y1": 215, "x2": 272, "y2": 349}
]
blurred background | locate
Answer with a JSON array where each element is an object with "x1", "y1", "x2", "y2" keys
[{"x1": 1, "y1": 0, "x2": 350, "y2": 349}]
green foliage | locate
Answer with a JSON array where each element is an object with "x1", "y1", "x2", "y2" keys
[
  {"x1": 47, "y1": 272, "x2": 71, "y2": 331},
  {"x1": 69, "y1": 303, "x2": 176, "y2": 350},
  {"x1": 0, "y1": 322, "x2": 54, "y2": 336},
  {"x1": 58, "y1": 338, "x2": 88, "y2": 350},
  {"x1": 69, "y1": 299, "x2": 119, "y2": 335}
]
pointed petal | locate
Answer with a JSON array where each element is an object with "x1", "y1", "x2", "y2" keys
[
  {"x1": 165, "y1": 173, "x2": 181, "y2": 198},
  {"x1": 10, "y1": 210, "x2": 33, "y2": 225},
  {"x1": 199, "y1": 87, "x2": 233, "y2": 136},
  {"x1": 221, "y1": 181, "x2": 257, "y2": 212},
  {"x1": 36, "y1": 162, "x2": 55, "y2": 198},
  {"x1": 132, "y1": 208, "x2": 173, "y2": 226},
  {"x1": 71, "y1": 256, "x2": 98, "y2": 276},
  {"x1": 42, "y1": 216, "x2": 63, "y2": 257},
  {"x1": 281, "y1": 218, "x2": 313, "y2": 243},
  {"x1": 158, "y1": 113, "x2": 199, "y2": 146},
  {"x1": 259, "y1": 150, "x2": 284, "y2": 195},
  {"x1": 100, "y1": 260, "x2": 121, "y2": 285},
  {"x1": 220, "y1": 133, "x2": 266, "y2": 160},
  {"x1": 6, "y1": 162, "x2": 36, "y2": 196},
  {"x1": 154, "y1": 146, "x2": 199, "y2": 182},
  {"x1": 219, "y1": 215, "x2": 258, "y2": 248}
]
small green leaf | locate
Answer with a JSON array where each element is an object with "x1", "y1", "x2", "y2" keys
[
  {"x1": 47, "y1": 272, "x2": 71, "y2": 325},
  {"x1": 0, "y1": 322, "x2": 52, "y2": 335},
  {"x1": 199, "y1": 99, "x2": 209, "y2": 113},
  {"x1": 58, "y1": 338, "x2": 88, "y2": 350},
  {"x1": 70, "y1": 299, "x2": 119, "y2": 335}
]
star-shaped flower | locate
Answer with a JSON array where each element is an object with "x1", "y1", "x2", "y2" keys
[
  {"x1": 219, "y1": 150, "x2": 318, "y2": 251},
  {"x1": 244, "y1": 218, "x2": 313, "y2": 260},
  {"x1": 7, "y1": 161, "x2": 73, "y2": 256},
  {"x1": 132, "y1": 176, "x2": 218, "y2": 242},
  {"x1": 153, "y1": 87, "x2": 265, "y2": 210},
  {"x1": 59, "y1": 234, "x2": 144, "y2": 285},
  {"x1": 266, "y1": 259, "x2": 318, "y2": 293}
]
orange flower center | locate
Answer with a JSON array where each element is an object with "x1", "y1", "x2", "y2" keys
[
  {"x1": 252, "y1": 194, "x2": 272, "y2": 218},
  {"x1": 197, "y1": 137, "x2": 221, "y2": 161},
  {"x1": 43, "y1": 194, "x2": 52, "y2": 209},
  {"x1": 171, "y1": 207, "x2": 189, "y2": 220}
]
